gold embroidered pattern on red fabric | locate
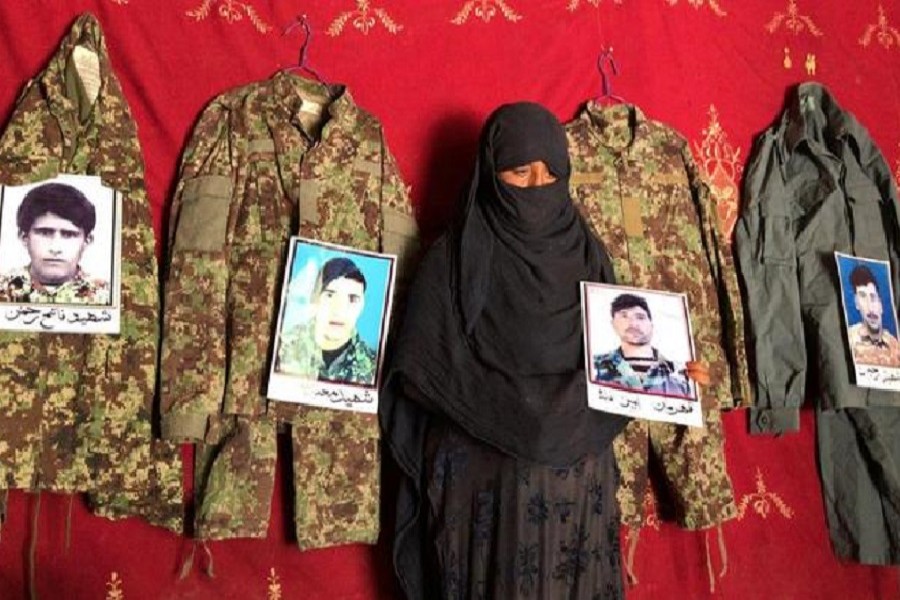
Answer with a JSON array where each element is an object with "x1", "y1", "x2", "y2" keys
[
  {"x1": 105, "y1": 572, "x2": 125, "y2": 600},
  {"x1": 267, "y1": 568, "x2": 282, "y2": 600},
  {"x1": 186, "y1": 0, "x2": 272, "y2": 34},
  {"x1": 692, "y1": 105, "x2": 742, "y2": 242},
  {"x1": 735, "y1": 468, "x2": 793, "y2": 520},
  {"x1": 327, "y1": 1, "x2": 404, "y2": 36},
  {"x1": 452, "y1": 0, "x2": 523, "y2": 24},
  {"x1": 641, "y1": 487, "x2": 661, "y2": 531},
  {"x1": 664, "y1": 0, "x2": 726, "y2": 17},
  {"x1": 567, "y1": 0, "x2": 624, "y2": 11},
  {"x1": 860, "y1": 4, "x2": 900, "y2": 49},
  {"x1": 765, "y1": 0, "x2": 823, "y2": 36}
]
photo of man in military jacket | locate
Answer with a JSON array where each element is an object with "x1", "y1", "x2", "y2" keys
[
  {"x1": 593, "y1": 292, "x2": 692, "y2": 397},
  {"x1": 845, "y1": 263, "x2": 900, "y2": 368},
  {"x1": 0, "y1": 181, "x2": 109, "y2": 305},
  {"x1": 276, "y1": 256, "x2": 376, "y2": 385}
]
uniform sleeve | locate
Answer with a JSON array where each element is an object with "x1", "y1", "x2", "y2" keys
[
  {"x1": 681, "y1": 145, "x2": 741, "y2": 409},
  {"x1": 735, "y1": 134, "x2": 804, "y2": 435},
  {"x1": 378, "y1": 134, "x2": 419, "y2": 316},
  {"x1": 159, "y1": 101, "x2": 235, "y2": 442}
]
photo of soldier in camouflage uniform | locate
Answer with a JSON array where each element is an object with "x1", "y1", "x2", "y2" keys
[
  {"x1": 837, "y1": 256, "x2": 900, "y2": 369},
  {"x1": 0, "y1": 180, "x2": 110, "y2": 305},
  {"x1": 592, "y1": 292, "x2": 693, "y2": 398},
  {"x1": 276, "y1": 256, "x2": 377, "y2": 385}
]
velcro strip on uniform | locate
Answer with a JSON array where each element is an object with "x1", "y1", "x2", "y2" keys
[
  {"x1": 248, "y1": 139, "x2": 276, "y2": 155},
  {"x1": 570, "y1": 172, "x2": 605, "y2": 185},
  {"x1": 622, "y1": 196, "x2": 644, "y2": 237},
  {"x1": 354, "y1": 159, "x2": 381, "y2": 177},
  {"x1": 383, "y1": 207, "x2": 418, "y2": 236},
  {"x1": 383, "y1": 230, "x2": 419, "y2": 259},
  {"x1": 177, "y1": 175, "x2": 233, "y2": 251},
  {"x1": 299, "y1": 181, "x2": 320, "y2": 224}
]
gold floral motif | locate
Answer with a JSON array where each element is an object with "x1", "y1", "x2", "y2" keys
[
  {"x1": 567, "y1": 0, "x2": 624, "y2": 11},
  {"x1": 805, "y1": 53, "x2": 817, "y2": 75},
  {"x1": 105, "y1": 572, "x2": 125, "y2": 600},
  {"x1": 765, "y1": 0, "x2": 823, "y2": 36},
  {"x1": 452, "y1": 0, "x2": 523, "y2": 24},
  {"x1": 735, "y1": 468, "x2": 794, "y2": 520},
  {"x1": 327, "y1": 1, "x2": 404, "y2": 36},
  {"x1": 267, "y1": 568, "x2": 282, "y2": 600},
  {"x1": 664, "y1": 0, "x2": 726, "y2": 17},
  {"x1": 860, "y1": 4, "x2": 900, "y2": 49},
  {"x1": 641, "y1": 487, "x2": 661, "y2": 531},
  {"x1": 186, "y1": 0, "x2": 272, "y2": 34},
  {"x1": 692, "y1": 105, "x2": 742, "y2": 242}
]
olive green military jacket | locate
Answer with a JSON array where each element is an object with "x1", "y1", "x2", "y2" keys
[
  {"x1": 160, "y1": 73, "x2": 417, "y2": 547},
  {"x1": 736, "y1": 82, "x2": 900, "y2": 435},
  {"x1": 0, "y1": 15, "x2": 183, "y2": 534}
]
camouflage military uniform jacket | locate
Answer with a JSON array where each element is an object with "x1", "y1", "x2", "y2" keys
[
  {"x1": 0, "y1": 15, "x2": 182, "y2": 534},
  {"x1": 567, "y1": 103, "x2": 740, "y2": 530},
  {"x1": 278, "y1": 323, "x2": 376, "y2": 385},
  {"x1": 160, "y1": 73, "x2": 417, "y2": 549},
  {"x1": 0, "y1": 267, "x2": 110, "y2": 305},
  {"x1": 594, "y1": 347, "x2": 691, "y2": 397}
]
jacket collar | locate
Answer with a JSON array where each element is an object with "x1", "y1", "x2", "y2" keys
[
  {"x1": 581, "y1": 101, "x2": 649, "y2": 154},
  {"x1": 271, "y1": 71, "x2": 357, "y2": 144},
  {"x1": 778, "y1": 82, "x2": 855, "y2": 163}
]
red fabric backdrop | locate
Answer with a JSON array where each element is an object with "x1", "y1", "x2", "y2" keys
[{"x1": 1, "y1": 1, "x2": 900, "y2": 598}]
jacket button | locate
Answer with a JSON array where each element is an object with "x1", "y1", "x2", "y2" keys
[{"x1": 758, "y1": 412, "x2": 771, "y2": 429}]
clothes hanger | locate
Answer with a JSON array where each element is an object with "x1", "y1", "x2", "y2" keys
[
  {"x1": 596, "y1": 47, "x2": 626, "y2": 105},
  {"x1": 282, "y1": 14, "x2": 327, "y2": 85}
]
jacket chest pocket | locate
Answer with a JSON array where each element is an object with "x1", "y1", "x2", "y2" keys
[
  {"x1": 234, "y1": 157, "x2": 294, "y2": 246},
  {"x1": 760, "y1": 202, "x2": 796, "y2": 267}
]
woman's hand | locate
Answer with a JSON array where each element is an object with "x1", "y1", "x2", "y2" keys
[{"x1": 685, "y1": 361, "x2": 710, "y2": 386}]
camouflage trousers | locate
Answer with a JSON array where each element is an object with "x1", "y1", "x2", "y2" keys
[
  {"x1": 614, "y1": 408, "x2": 737, "y2": 530},
  {"x1": 194, "y1": 411, "x2": 380, "y2": 549}
]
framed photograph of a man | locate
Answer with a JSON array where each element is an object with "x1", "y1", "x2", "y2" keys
[
  {"x1": 581, "y1": 282, "x2": 703, "y2": 427},
  {"x1": 836, "y1": 252, "x2": 900, "y2": 390},
  {"x1": 267, "y1": 237, "x2": 397, "y2": 413},
  {"x1": 0, "y1": 174, "x2": 121, "y2": 334}
]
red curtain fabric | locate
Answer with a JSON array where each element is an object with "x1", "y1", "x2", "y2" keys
[{"x1": 1, "y1": 1, "x2": 900, "y2": 598}]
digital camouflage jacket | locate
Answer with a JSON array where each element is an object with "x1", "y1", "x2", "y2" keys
[
  {"x1": 277, "y1": 323, "x2": 377, "y2": 385},
  {"x1": 0, "y1": 14, "x2": 182, "y2": 534},
  {"x1": 594, "y1": 347, "x2": 692, "y2": 397},
  {"x1": 0, "y1": 267, "x2": 110, "y2": 305},
  {"x1": 160, "y1": 73, "x2": 417, "y2": 549},
  {"x1": 567, "y1": 103, "x2": 740, "y2": 530}
]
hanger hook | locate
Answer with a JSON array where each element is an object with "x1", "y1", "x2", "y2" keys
[
  {"x1": 284, "y1": 15, "x2": 314, "y2": 69},
  {"x1": 282, "y1": 14, "x2": 326, "y2": 84},
  {"x1": 597, "y1": 47, "x2": 618, "y2": 98}
]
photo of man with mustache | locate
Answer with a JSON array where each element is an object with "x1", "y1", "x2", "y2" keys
[{"x1": 846, "y1": 264, "x2": 900, "y2": 368}]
